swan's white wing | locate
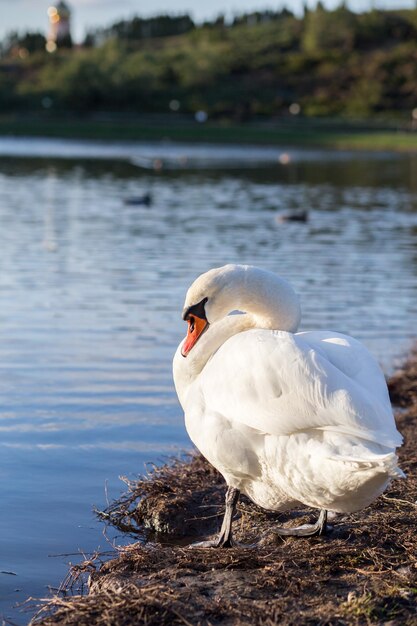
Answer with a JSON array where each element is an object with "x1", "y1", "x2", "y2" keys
[{"x1": 192, "y1": 329, "x2": 401, "y2": 448}]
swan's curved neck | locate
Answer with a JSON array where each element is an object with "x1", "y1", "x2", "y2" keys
[
  {"x1": 173, "y1": 267, "x2": 301, "y2": 405},
  {"x1": 223, "y1": 266, "x2": 301, "y2": 332}
]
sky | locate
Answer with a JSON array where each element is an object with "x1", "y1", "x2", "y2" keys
[{"x1": 0, "y1": 0, "x2": 415, "y2": 42}]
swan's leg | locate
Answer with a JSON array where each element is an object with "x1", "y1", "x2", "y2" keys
[
  {"x1": 215, "y1": 486, "x2": 240, "y2": 547},
  {"x1": 272, "y1": 509, "x2": 328, "y2": 538},
  {"x1": 190, "y1": 486, "x2": 240, "y2": 548}
]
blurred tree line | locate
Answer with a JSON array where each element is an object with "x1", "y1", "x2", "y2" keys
[{"x1": 0, "y1": 4, "x2": 416, "y2": 120}]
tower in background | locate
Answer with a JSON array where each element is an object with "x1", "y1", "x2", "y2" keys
[{"x1": 46, "y1": 2, "x2": 72, "y2": 52}]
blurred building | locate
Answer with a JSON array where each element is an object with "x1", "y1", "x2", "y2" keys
[{"x1": 46, "y1": 2, "x2": 72, "y2": 52}]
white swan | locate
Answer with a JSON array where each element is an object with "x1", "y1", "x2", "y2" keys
[{"x1": 173, "y1": 264, "x2": 403, "y2": 546}]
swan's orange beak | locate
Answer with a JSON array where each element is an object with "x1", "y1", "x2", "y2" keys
[{"x1": 181, "y1": 315, "x2": 209, "y2": 357}]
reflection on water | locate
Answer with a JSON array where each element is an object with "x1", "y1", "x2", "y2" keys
[{"x1": 0, "y1": 143, "x2": 417, "y2": 622}]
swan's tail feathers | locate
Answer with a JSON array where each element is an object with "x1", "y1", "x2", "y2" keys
[
  {"x1": 322, "y1": 452, "x2": 405, "y2": 513},
  {"x1": 328, "y1": 452, "x2": 405, "y2": 479}
]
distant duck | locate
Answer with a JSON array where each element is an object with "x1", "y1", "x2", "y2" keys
[
  {"x1": 124, "y1": 193, "x2": 152, "y2": 207},
  {"x1": 277, "y1": 210, "x2": 308, "y2": 224}
]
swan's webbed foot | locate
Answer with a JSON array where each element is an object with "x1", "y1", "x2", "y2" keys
[
  {"x1": 188, "y1": 486, "x2": 240, "y2": 549},
  {"x1": 189, "y1": 535, "x2": 235, "y2": 549},
  {"x1": 272, "y1": 509, "x2": 328, "y2": 538}
]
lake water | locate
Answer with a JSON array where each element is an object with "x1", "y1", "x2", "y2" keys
[{"x1": 0, "y1": 138, "x2": 416, "y2": 623}]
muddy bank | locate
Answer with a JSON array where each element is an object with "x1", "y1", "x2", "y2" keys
[{"x1": 31, "y1": 351, "x2": 417, "y2": 626}]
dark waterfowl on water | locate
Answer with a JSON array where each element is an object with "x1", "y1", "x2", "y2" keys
[
  {"x1": 124, "y1": 193, "x2": 152, "y2": 207},
  {"x1": 277, "y1": 210, "x2": 309, "y2": 223}
]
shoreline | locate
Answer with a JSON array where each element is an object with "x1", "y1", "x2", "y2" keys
[
  {"x1": 1, "y1": 117, "x2": 417, "y2": 153},
  {"x1": 31, "y1": 346, "x2": 417, "y2": 626}
]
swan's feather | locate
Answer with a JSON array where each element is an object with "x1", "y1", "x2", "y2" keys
[
  {"x1": 174, "y1": 265, "x2": 403, "y2": 514},
  {"x1": 191, "y1": 329, "x2": 401, "y2": 448}
]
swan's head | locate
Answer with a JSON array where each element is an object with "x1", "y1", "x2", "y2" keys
[
  {"x1": 180, "y1": 264, "x2": 301, "y2": 357},
  {"x1": 180, "y1": 265, "x2": 236, "y2": 357}
]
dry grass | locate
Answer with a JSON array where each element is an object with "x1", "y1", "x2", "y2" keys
[
  {"x1": 96, "y1": 455, "x2": 225, "y2": 539},
  {"x1": 30, "y1": 348, "x2": 417, "y2": 626}
]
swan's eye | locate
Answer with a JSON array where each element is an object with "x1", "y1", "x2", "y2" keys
[{"x1": 189, "y1": 316, "x2": 195, "y2": 332}]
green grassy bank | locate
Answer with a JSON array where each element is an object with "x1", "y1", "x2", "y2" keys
[{"x1": 1, "y1": 117, "x2": 417, "y2": 152}]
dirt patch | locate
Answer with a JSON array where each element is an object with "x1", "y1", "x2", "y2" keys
[{"x1": 30, "y1": 349, "x2": 417, "y2": 626}]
